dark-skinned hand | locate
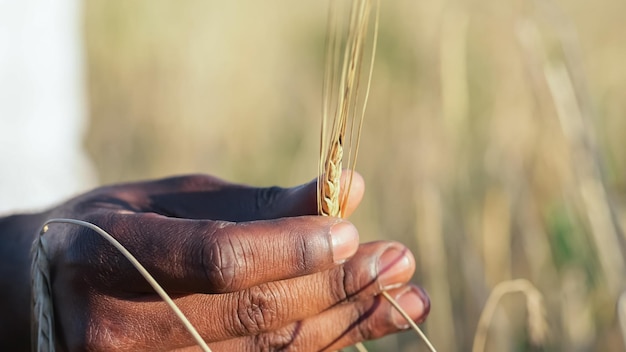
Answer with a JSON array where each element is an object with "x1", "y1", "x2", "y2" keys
[{"x1": 0, "y1": 172, "x2": 430, "y2": 351}]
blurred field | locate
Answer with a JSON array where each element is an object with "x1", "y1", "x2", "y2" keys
[{"x1": 83, "y1": 0, "x2": 626, "y2": 350}]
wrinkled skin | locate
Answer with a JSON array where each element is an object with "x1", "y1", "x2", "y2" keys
[{"x1": 0, "y1": 172, "x2": 429, "y2": 351}]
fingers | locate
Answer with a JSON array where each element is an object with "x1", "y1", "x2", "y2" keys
[
  {"x1": 75, "y1": 241, "x2": 417, "y2": 350},
  {"x1": 121, "y1": 171, "x2": 364, "y2": 221},
  {"x1": 83, "y1": 212, "x2": 360, "y2": 294},
  {"x1": 213, "y1": 285, "x2": 431, "y2": 352},
  {"x1": 184, "y1": 242, "x2": 416, "y2": 340},
  {"x1": 70, "y1": 285, "x2": 429, "y2": 352}
]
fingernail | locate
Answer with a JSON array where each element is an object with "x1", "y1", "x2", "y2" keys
[
  {"x1": 391, "y1": 286, "x2": 431, "y2": 329},
  {"x1": 330, "y1": 221, "x2": 359, "y2": 264},
  {"x1": 378, "y1": 247, "x2": 414, "y2": 290}
]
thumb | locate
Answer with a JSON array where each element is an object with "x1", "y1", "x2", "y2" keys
[{"x1": 261, "y1": 170, "x2": 365, "y2": 219}]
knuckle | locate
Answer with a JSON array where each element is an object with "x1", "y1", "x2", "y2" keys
[
  {"x1": 202, "y1": 223, "x2": 240, "y2": 293},
  {"x1": 253, "y1": 325, "x2": 298, "y2": 351},
  {"x1": 232, "y1": 284, "x2": 281, "y2": 336},
  {"x1": 350, "y1": 299, "x2": 381, "y2": 342},
  {"x1": 353, "y1": 317, "x2": 374, "y2": 343},
  {"x1": 293, "y1": 229, "x2": 326, "y2": 273},
  {"x1": 330, "y1": 256, "x2": 380, "y2": 302},
  {"x1": 329, "y1": 265, "x2": 355, "y2": 303},
  {"x1": 255, "y1": 186, "x2": 285, "y2": 212}
]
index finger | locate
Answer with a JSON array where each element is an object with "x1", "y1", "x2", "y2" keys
[{"x1": 81, "y1": 212, "x2": 360, "y2": 294}]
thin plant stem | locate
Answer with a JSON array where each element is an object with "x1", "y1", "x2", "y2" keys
[
  {"x1": 382, "y1": 291, "x2": 438, "y2": 352},
  {"x1": 38, "y1": 219, "x2": 212, "y2": 352}
]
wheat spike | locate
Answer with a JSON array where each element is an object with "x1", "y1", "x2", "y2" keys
[
  {"x1": 319, "y1": 0, "x2": 372, "y2": 219},
  {"x1": 318, "y1": 1, "x2": 437, "y2": 351},
  {"x1": 321, "y1": 138, "x2": 344, "y2": 217}
]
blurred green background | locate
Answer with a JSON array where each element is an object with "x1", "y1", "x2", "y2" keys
[{"x1": 83, "y1": 0, "x2": 626, "y2": 350}]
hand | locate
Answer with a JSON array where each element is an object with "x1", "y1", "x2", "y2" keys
[{"x1": 7, "y1": 172, "x2": 430, "y2": 351}]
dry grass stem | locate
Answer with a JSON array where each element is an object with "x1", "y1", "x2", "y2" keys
[
  {"x1": 354, "y1": 342, "x2": 369, "y2": 352},
  {"x1": 414, "y1": 184, "x2": 455, "y2": 351},
  {"x1": 32, "y1": 219, "x2": 212, "y2": 352},
  {"x1": 618, "y1": 291, "x2": 626, "y2": 348},
  {"x1": 382, "y1": 291, "x2": 437, "y2": 352},
  {"x1": 517, "y1": 16, "x2": 624, "y2": 295},
  {"x1": 440, "y1": 5, "x2": 469, "y2": 130},
  {"x1": 472, "y1": 279, "x2": 548, "y2": 352},
  {"x1": 544, "y1": 62, "x2": 625, "y2": 295}
]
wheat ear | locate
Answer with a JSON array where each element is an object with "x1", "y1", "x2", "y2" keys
[{"x1": 318, "y1": 1, "x2": 436, "y2": 351}]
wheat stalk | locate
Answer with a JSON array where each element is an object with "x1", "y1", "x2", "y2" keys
[
  {"x1": 472, "y1": 279, "x2": 548, "y2": 352},
  {"x1": 319, "y1": 0, "x2": 373, "y2": 218},
  {"x1": 318, "y1": 1, "x2": 436, "y2": 351}
]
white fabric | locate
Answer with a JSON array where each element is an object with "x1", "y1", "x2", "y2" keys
[{"x1": 0, "y1": 0, "x2": 97, "y2": 215}]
